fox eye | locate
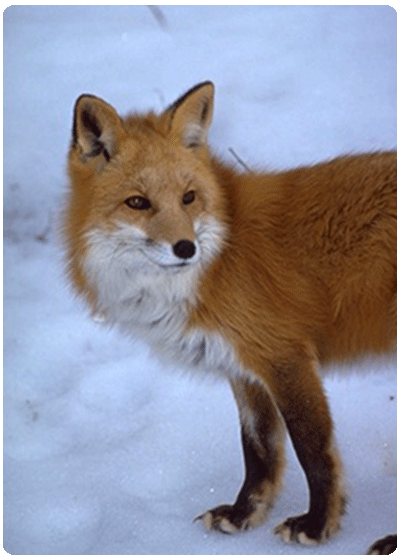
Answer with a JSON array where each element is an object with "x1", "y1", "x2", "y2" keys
[
  {"x1": 182, "y1": 190, "x2": 196, "y2": 205},
  {"x1": 125, "y1": 196, "x2": 151, "y2": 210}
]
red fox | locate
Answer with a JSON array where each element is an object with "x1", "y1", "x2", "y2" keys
[{"x1": 65, "y1": 82, "x2": 396, "y2": 553}]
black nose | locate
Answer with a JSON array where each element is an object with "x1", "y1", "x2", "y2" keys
[{"x1": 173, "y1": 240, "x2": 196, "y2": 260}]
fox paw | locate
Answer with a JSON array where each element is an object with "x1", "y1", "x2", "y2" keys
[
  {"x1": 195, "y1": 504, "x2": 250, "y2": 535},
  {"x1": 367, "y1": 534, "x2": 397, "y2": 555},
  {"x1": 196, "y1": 501, "x2": 269, "y2": 534},
  {"x1": 274, "y1": 513, "x2": 340, "y2": 545}
]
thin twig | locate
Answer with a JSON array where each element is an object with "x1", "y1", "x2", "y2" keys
[
  {"x1": 228, "y1": 147, "x2": 253, "y2": 173},
  {"x1": 147, "y1": 6, "x2": 168, "y2": 30}
]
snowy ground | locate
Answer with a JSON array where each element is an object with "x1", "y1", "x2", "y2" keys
[{"x1": 3, "y1": 5, "x2": 396, "y2": 555}]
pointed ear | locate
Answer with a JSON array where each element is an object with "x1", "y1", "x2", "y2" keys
[
  {"x1": 168, "y1": 81, "x2": 214, "y2": 149},
  {"x1": 71, "y1": 94, "x2": 126, "y2": 162}
]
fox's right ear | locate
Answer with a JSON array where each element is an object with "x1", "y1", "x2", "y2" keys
[{"x1": 71, "y1": 95, "x2": 126, "y2": 162}]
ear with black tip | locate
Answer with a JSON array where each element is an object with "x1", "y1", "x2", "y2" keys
[
  {"x1": 168, "y1": 81, "x2": 214, "y2": 149},
  {"x1": 72, "y1": 94, "x2": 126, "y2": 162}
]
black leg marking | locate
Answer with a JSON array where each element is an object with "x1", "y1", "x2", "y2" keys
[
  {"x1": 196, "y1": 378, "x2": 285, "y2": 533},
  {"x1": 272, "y1": 357, "x2": 345, "y2": 545}
]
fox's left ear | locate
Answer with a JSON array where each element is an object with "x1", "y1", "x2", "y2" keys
[{"x1": 168, "y1": 81, "x2": 214, "y2": 149}]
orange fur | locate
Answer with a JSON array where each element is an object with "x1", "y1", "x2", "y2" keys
[{"x1": 190, "y1": 151, "x2": 396, "y2": 366}]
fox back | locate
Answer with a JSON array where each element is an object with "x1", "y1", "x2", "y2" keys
[{"x1": 65, "y1": 82, "x2": 396, "y2": 552}]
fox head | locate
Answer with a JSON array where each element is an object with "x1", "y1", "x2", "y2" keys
[{"x1": 65, "y1": 82, "x2": 228, "y2": 311}]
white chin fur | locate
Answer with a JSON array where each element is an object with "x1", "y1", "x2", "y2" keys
[{"x1": 82, "y1": 215, "x2": 224, "y2": 326}]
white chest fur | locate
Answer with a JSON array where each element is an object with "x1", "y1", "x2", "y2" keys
[{"x1": 82, "y1": 221, "x2": 241, "y2": 377}]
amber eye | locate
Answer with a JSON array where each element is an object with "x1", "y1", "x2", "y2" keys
[
  {"x1": 182, "y1": 190, "x2": 196, "y2": 205},
  {"x1": 125, "y1": 196, "x2": 151, "y2": 210}
]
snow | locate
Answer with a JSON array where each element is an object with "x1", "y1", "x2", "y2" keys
[{"x1": 3, "y1": 5, "x2": 396, "y2": 555}]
